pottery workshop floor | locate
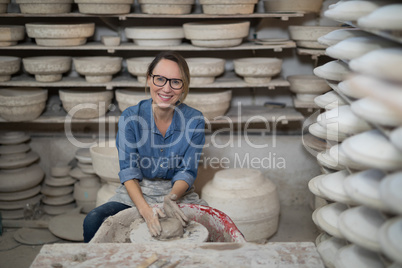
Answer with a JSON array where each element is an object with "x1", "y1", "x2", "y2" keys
[{"x1": 0, "y1": 205, "x2": 319, "y2": 268}]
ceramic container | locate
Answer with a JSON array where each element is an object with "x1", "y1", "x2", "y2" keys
[
  {"x1": 183, "y1": 21, "x2": 250, "y2": 48},
  {"x1": 115, "y1": 89, "x2": 147, "y2": 112},
  {"x1": 329, "y1": 144, "x2": 368, "y2": 171},
  {"x1": 41, "y1": 185, "x2": 73, "y2": 197},
  {"x1": 25, "y1": 22, "x2": 95, "y2": 47},
  {"x1": 317, "y1": 237, "x2": 347, "y2": 268},
  {"x1": 101, "y1": 35, "x2": 120, "y2": 46},
  {"x1": 125, "y1": 27, "x2": 184, "y2": 46},
  {"x1": 324, "y1": 0, "x2": 387, "y2": 22},
  {"x1": 73, "y1": 180, "x2": 101, "y2": 213},
  {"x1": 0, "y1": 185, "x2": 41, "y2": 201},
  {"x1": 75, "y1": 0, "x2": 134, "y2": 14},
  {"x1": 42, "y1": 193, "x2": 74, "y2": 206},
  {"x1": 59, "y1": 89, "x2": 113, "y2": 119},
  {"x1": 77, "y1": 162, "x2": 95, "y2": 174},
  {"x1": 73, "y1": 56, "x2": 122, "y2": 83},
  {"x1": 50, "y1": 163, "x2": 71, "y2": 177},
  {"x1": 313, "y1": 60, "x2": 350, "y2": 81},
  {"x1": 0, "y1": 164, "x2": 44, "y2": 192},
  {"x1": 45, "y1": 176, "x2": 76, "y2": 187},
  {"x1": 334, "y1": 244, "x2": 385, "y2": 268},
  {"x1": 288, "y1": 26, "x2": 343, "y2": 49},
  {"x1": 186, "y1": 57, "x2": 225, "y2": 85},
  {"x1": 0, "y1": 143, "x2": 30, "y2": 155},
  {"x1": 126, "y1": 57, "x2": 153, "y2": 83},
  {"x1": 0, "y1": 87, "x2": 47, "y2": 122},
  {"x1": 378, "y1": 216, "x2": 402, "y2": 264},
  {"x1": 0, "y1": 132, "x2": 30, "y2": 145},
  {"x1": 288, "y1": 75, "x2": 330, "y2": 94},
  {"x1": 317, "y1": 28, "x2": 372, "y2": 47},
  {"x1": 314, "y1": 202, "x2": 347, "y2": 239},
  {"x1": 90, "y1": 140, "x2": 120, "y2": 183},
  {"x1": 0, "y1": 194, "x2": 42, "y2": 210},
  {"x1": 75, "y1": 148, "x2": 92, "y2": 164},
  {"x1": 16, "y1": 0, "x2": 73, "y2": 14},
  {"x1": 0, "y1": 25, "x2": 25, "y2": 47},
  {"x1": 43, "y1": 202, "x2": 76, "y2": 215},
  {"x1": 263, "y1": 0, "x2": 323, "y2": 13},
  {"x1": 0, "y1": 151, "x2": 39, "y2": 169},
  {"x1": 337, "y1": 79, "x2": 366, "y2": 99},
  {"x1": 308, "y1": 122, "x2": 348, "y2": 142},
  {"x1": 314, "y1": 91, "x2": 347, "y2": 110},
  {"x1": 317, "y1": 149, "x2": 345, "y2": 171},
  {"x1": 308, "y1": 174, "x2": 327, "y2": 199},
  {"x1": 201, "y1": 168, "x2": 280, "y2": 242},
  {"x1": 69, "y1": 167, "x2": 96, "y2": 180},
  {"x1": 379, "y1": 172, "x2": 402, "y2": 215},
  {"x1": 358, "y1": 4, "x2": 402, "y2": 34},
  {"x1": 139, "y1": 0, "x2": 194, "y2": 15},
  {"x1": 317, "y1": 170, "x2": 356, "y2": 205},
  {"x1": 22, "y1": 56, "x2": 71, "y2": 82},
  {"x1": 0, "y1": 56, "x2": 20, "y2": 82},
  {"x1": 233, "y1": 57, "x2": 282, "y2": 84},
  {"x1": 200, "y1": 0, "x2": 258, "y2": 15},
  {"x1": 184, "y1": 90, "x2": 232, "y2": 120}
]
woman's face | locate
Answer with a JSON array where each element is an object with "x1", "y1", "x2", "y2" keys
[{"x1": 148, "y1": 59, "x2": 183, "y2": 109}]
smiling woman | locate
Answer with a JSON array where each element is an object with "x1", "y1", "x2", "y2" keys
[{"x1": 83, "y1": 51, "x2": 208, "y2": 243}]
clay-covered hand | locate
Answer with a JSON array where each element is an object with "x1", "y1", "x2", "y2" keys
[
  {"x1": 142, "y1": 207, "x2": 166, "y2": 237},
  {"x1": 163, "y1": 193, "x2": 188, "y2": 226}
]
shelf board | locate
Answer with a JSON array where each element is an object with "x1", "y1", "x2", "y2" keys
[
  {"x1": 0, "y1": 105, "x2": 304, "y2": 125},
  {"x1": 1, "y1": 73, "x2": 290, "y2": 90},
  {"x1": 0, "y1": 41, "x2": 296, "y2": 52}
]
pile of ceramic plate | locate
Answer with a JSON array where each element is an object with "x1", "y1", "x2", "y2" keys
[
  {"x1": 0, "y1": 131, "x2": 44, "y2": 220},
  {"x1": 307, "y1": 1, "x2": 402, "y2": 267}
]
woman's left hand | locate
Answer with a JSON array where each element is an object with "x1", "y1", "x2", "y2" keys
[{"x1": 163, "y1": 193, "x2": 188, "y2": 226}]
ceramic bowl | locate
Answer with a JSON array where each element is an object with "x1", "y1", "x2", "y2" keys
[
  {"x1": 317, "y1": 149, "x2": 345, "y2": 171},
  {"x1": 23, "y1": 56, "x2": 71, "y2": 82},
  {"x1": 263, "y1": 0, "x2": 323, "y2": 13},
  {"x1": 25, "y1": 22, "x2": 95, "y2": 47},
  {"x1": 358, "y1": 4, "x2": 402, "y2": 32},
  {"x1": 334, "y1": 244, "x2": 385, "y2": 268},
  {"x1": 337, "y1": 78, "x2": 365, "y2": 99},
  {"x1": 329, "y1": 144, "x2": 368, "y2": 171},
  {"x1": 0, "y1": 131, "x2": 30, "y2": 145},
  {"x1": 42, "y1": 193, "x2": 74, "y2": 206},
  {"x1": 378, "y1": 216, "x2": 402, "y2": 265},
  {"x1": 115, "y1": 89, "x2": 147, "y2": 112},
  {"x1": 186, "y1": 57, "x2": 225, "y2": 85},
  {"x1": 0, "y1": 25, "x2": 25, "y2": 47},
  {"x1": 200, "y1": 0, "x2": 258, "y2": 15},
  {"x1": 390, "y1": 127, "x2": 402, "y2": 153},
  {"x1": 303, "y1": 133, "x2": 330, "y2": 153},
  {"x1": 139, "y1": 0, "x2": 194, "y2": 15},
  {"x1": 314, "y1": 202, "x2": 348, "y2": 239},
  {"x1": 125, "y1": 26, "x2": 184, "y2": 46},
  {"x1": 288, "y1": 75, "x2": 330, "y2": 94},
  {"x1": 184, "y1": 90, "x2": 232, "y2": 120},
  {"x1": 324, "y1": 0, "x2": 386, "y2": 22},
  {"x1": 233, "y1": 57, "x2": 282, "y2": 84},
  {"x1": 317, "y1": 237, "x2": 347, "y2": 268},
  {"x1": 73, "y1": 56, "x2": 122, "y2": 83},
  {"x1": 0, "y1": 87, "x2": 47, "y2": 122},
  {"x1": 0, "y1": 143, "x2": 30, "y2": 155},
  {"x1": 16, "y1": 0, "x2": 72, "y2": 14},
  {"x1": 308, "y1": 122, "x2": 348, "y2": 142},
  {"x1": 0, "y1": 185, "x2": 41, "y2": 201},
  {"x1": 288, "y1": 26, "x2": 343, "y2": 49},
  {"x1": 314, "y1": 91, "x2": 347, "y2": 110},
  {"x1": 318, "y1": 170, "x2": 356, "y2": 204},
  {"x1": 126, "y1": 57, "x2": 153, "y2": 83},
  {"x1": 50, "y1": 164, "x2": 71, "y2": 177},
  {"x1": 379, "y1": 172, "x2": 402, "y2": 215},
  {"x1": 75, "y1": 0, "x2": 133, "y2": 14},
  {"x1": 0, "y1": 164, "x2": 44, "y2": 192},
  {"x1": 308, "y1": 174, "x2": 327, "y2": 199},
  {"x1": 59, "y1": 89, "x2": 113, "y2": 119},
  {"x1": 0, "y1": 56, "x2": 20, "y2": 82},
  {"x1": 317, "y1": 28, "x2": 372, "y2": 47},
  {"x1": 90, "y1": 140, "x2": 120, "y2": 183},
  {"x1": 101, "y1": 35, "x2": 121, "y2": 46},
  {"x1": 183, "y1": 20, "x2": 250, "y2": 48},
  {"x1": 41, "y1": 185, "x2": 73, "y2": 197},
  {"x1": 75, "y1": 148, "x2": 92, "y2": 163},
  {"x1": 313, "y1": 60, "x2": 350, "y2": 81}
]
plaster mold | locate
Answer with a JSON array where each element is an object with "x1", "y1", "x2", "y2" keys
[
  {"x1": 138, "y1": 0, "x2": 194, "y2": 14},
  {"x1": 201, "y1": 168, "x2": 280, "y2": 242},
  {"x1": 75, "y1": 0, "x2": 134, "y2": 14},
  {"x1": 25, "y1": 23, "x2": 95, "y2": 47},
  {"x1": 0, "y1": 56, "x2": 20, "y2": 82},
  {"x1": 234, "y1": 57, "x2": 282, "y2": 84},
  {"x1": 126, "y1": 57, "x2": 153, "y2": 83},
  {"x1": 0, "y1": 164, "x2": 44, "y2": 192},
  {"x1": 59, "y1": 89, "x2": 113, "y2": 119},
  {"x1": 90, "y1": 140, "x2": 120, "y2": 183},
  {"x1": 0, "y1": 87, "x2": 47, "y2": 122},
  {"x1": 263, "y1": 0, "x2": 323, "y2": 13},
  {"x1": 186, "y1": 57, "x2": 225, "y2": 85},
  {"x1": 125, "y1": 27, "x2": 184, "y2": 46},
  {"x1": 0, "y1": 25, "x2": 25, "y2": 47},
  {"x1": 73, "y1": 56, "x2": 122, "y2": 83},
  {"x1": 200, "y1": 0, "x2": 258, "y2": 15},
  {"x1": 288, "y1": 75, "x2": 330, "y2": 94},
  {"x1": 289, "y1": 26, "x2": 343, "y2": 49},
  {"x1": 23, "y1": 56, "x2": 72, "y2": 82},
  {"x1": 183, "y1": 21, "x2": 250, "y2": 48},
  {"x1": 16, "y1": 0, "x2": 73, "y2": 14},
  {"x1": 184, "y1": 90, "x2": 231, "y2": 120},
  {"x1": 116, "y1": 89, "x2": 147, "y2": 112}
]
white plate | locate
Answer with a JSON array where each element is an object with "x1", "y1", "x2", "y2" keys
[
  {"x1": 308, "y1": 174, "x2": 327, "y2": 199},
  {"x1": 329, "y1": 144, "x2": 368, "y2": 171},
  {"x1": 317, "y1": 150, "x2": 345, "y2": 171},
  {"x1": 318, "y1": 28, "x2": 373, "y2": 47},
  {"x1": 315, "y1": 202, "x2": 348, "y2": 239},
  {"x1": 358, "y1": 4, "x2": 402, "y2": 31},
  {"x1": 344, "y1": 169, "x2": 389, "y2": 211},
  {"x1": 48, "y1": 213, "x2": 86, "y2": 241},
  {"x1": 338, "y1": 206, "x2": 386, "y2": 252},
  {"x1": 378, "y1": 216, "x2": 402, "y2": 264},
  {"x1": 379, "y1": 172, "x2": 402, "y2": 215},
  {"x1": 318, "y1": 170, "x2": 356, "y2": 205},
  {"x1": 314, "y1": 90, "x2": 347, "y2": 110},
  {"x1": 390, "y1": 127, "x2": 402, "y2": 153},
  {"x1": 13, "y1": 227, "x2": 60, "y2": 245},
  {"x1": 309, "y1": 122, "x2": 348, "y2": 142},
  {"x1": 313, "y1": 60, "x2": 350, "y2": 82},
  {"x1": 317, "y1": 236, "x2": 348, "y2": 268},
  {"x1": 334, "y1": 244, "x2": 385, "y2": 268},
  {"x1": 341, "y1": 130, "x2": 402, "y2": 171}
]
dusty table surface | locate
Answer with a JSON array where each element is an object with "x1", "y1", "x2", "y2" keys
[{"x1": 31, "y1": 241, "x2": 324, "y2": 268}]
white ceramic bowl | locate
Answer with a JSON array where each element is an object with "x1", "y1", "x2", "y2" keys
[
  {"x1": 263, "y1": 0, "x2": 323, "y2": 14},
  {"x1": 139, "y1": 0, "x2": 194, "y2": 15},
  {"x1": 315, "y1": 202, "x2": 348, "y2": 239},
  {"x1": 125, "y1": 26, "x2": 184, "y2": 46},
  {"x1": 314, "y1": 91, "x2": 347, "y2": 110},
  {"x1": 0, "y1": 56, "x2": 20, "y2": 82},
  {"x1": 115, "y1": 89, "x2": 147, "y2": 112},
  {"x1": 377, "y1": 216, "x2": 402, "y2": 265},
  {"x1": 379, "y1": 172, "x2": 402, "y2": 215},
  {"x1": 233, "y1": 57, "x2": 282, "y2": 84},
  {"x1": 183, "y1": 20, "x2": 250, "y2": 48},
  {"x1": 126, "y1": 57, "x2": 153, "y2": 83},
  {"x1": 0, "y1": 25, "x2": 25, "y2": 46},
  {"x1": 324, "y1": 0, "x2": 386, "y2": 22},
  {"x1": 59, "y1": 89, "x2": 113, "y2": 119},
  {"x1": 0, "y1": 164, "x2": 44, "y2": 192},
  {"x1": 75, "y1": 0, "x2": 134, "y2": 14},
  {"x1": 23, "y1": 56, "x2": 71, "y2": 82},
  {"x1": 313, "y1": 60, "x2": 350, "y2": 81},
  {"x1": 288, "y1": 75, "x2": 330, "y2": 94},
  {"x1": 334, "y1": 244, "x2": 385, "y2": 268},
  {"x1": 358, "y1": 4, "x2": 402, "y2": 32},
  {"x1": 184, "y1": 90, "x2": 232, "y2": 120},
  {"x1": 90, "y1": 140, "x2": 120, "y2": 183},
  {"x1": 16, "y1": 0, "x2": 72, "y2": 14},
  {"x1": 317, "y1": 28, "x2": 373, "y2": 47},
  {"x1": 73, "y1": 56, "x2": 122, "y2": 83},
  {"x1": 200, "y1": 0, "x2": 258, "y2": 15},
  {"x1": 186, "y1": 57, "x2": 225, "y2": 85},
  {"x1": 288, "y1": 26, "x2": 343, "y2": 49}
]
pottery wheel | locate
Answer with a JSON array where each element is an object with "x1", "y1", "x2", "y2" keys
[
  {"x1": 130, "y1": 219, "x2": 208, "y2": 243},
  {"x1": 48, "y1": 213, "x2": 86, "y2": 241}
]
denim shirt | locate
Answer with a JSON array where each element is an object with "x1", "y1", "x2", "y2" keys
[{"x1": 116, "y1": 98, "x2": 205, "y2": 190}]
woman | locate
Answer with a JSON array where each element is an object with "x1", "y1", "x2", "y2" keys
[{"x1": 83, "y1": 51, "x2": 207, "y2": 242}]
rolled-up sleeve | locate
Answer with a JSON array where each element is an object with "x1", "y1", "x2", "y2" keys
[{"x1": 171, "y1": 116, "x2": 205, "y2": 190}]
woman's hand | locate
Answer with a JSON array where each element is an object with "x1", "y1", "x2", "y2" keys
[
  {"x1": 163, "y1": 193, "x2": 188, "y2": 226},
  {"x1": 141, "y1": 206, "x2": 166, "y2": 237}
]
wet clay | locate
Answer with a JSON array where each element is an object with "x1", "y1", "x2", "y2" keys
[{"x1": 155, "y1": 217, "x2": 184, "y2": 240}]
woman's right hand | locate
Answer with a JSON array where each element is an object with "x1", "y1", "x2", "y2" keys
[{"x1": 141, "y1": 206, "x2": 166, "y2": 237}]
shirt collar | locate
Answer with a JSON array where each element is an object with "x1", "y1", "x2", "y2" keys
[{"x1": 146, "y1": 99, "x2": 184, "y2": 137}]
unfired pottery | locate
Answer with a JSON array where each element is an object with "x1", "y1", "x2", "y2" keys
[
  {"x1": 317, "y1": 237, "x2": 347, "y2": 268},
  {"x1": 184, "y1": 90, "x2": 231, "y2": 120},
  {"x1": 390, "y1": 127, "x2": 402, "y2": 153},
  {"x1": 0, "y1": 131, "x2": 30, "y2": 145},
  {"x1": 48, "y1": 213, "x2": 86, "y2": 241},
  {"x1": 14, "y1": 228, "x2": 59, "y2": 245},
  {"x1": 59, "y1": 89, "x2": 113, "y2": 119},
  {"x1": 43, "y1": 202, "x2": 76, "y2": 215},
  {"x1": 0, "y1": 151, "x2": 39, "y2": 169},
  {"x1": 75, "y1": 148, "x2": 92, "y2": 163},
  {"x1": 16, "y1": 0, "x2": 72, "y2": 14},
  {"x1": 317, "y1": 28, "x2": 373, "y2": 47},
  {"x1": 41, "y1": 184, "x2": 73, "y2": 197},
  {"x1": 233, "y1": 57, "x2": 282, "y2": 84},
  {"x1": 75, "y1": 0, "x2": 134, "y2": 14},
  {"x1": 379, "y1": 172, "x2": 402, "y2": 215},
  {"x1": 0, "y1": 184, "x2": 41, "y2": 201},
  {"x1": 77, "y1": 162, "x2": 95, "y2": 174},
  {"x1": 200, "y1": 0, "x2": 258, "y2": 15},
  {"x1": 313, "y1": 60, "x2": 350, "y2": 81},
  {"x1": 317, "y1": 170, "x2": 356, "y2": 205},
  {"x1": 125, "y1": 26, "x2": 184, "y2": 47},
  {"x1": 25, "y1": 22, "x2": 95, "y2": 47},
  {"x1": 0, "y1": 143, "x2": 30, "y2": 155},
  {"x1": 101, "y1": 35, "x2": 120, "y2": 46},
  {"x1": 358, "y1": 4, "x2": 402, "y2": 32},
  {"x1": 23, "y1": 56, "x2": 72, "y2": 82},
  {"x1": 51, "y1": 163, "x2": 71, "y2": 177},
  {"x1": 73, "y1": 180, "x2": 101, "y2": 212},
  {"x1": 324, "y1": 0, "x2": 388, "y2": 22},
  {"x1": 69, "y1": 167, "x2": 97, "y2": 180},
  {"x1": 73, "y1": 56, "x2": 122, "y2": 83},
  {"x1": 126, "y1": 57, "x2": 153, "y2": 83},
  {"x1": 0, "y1": 87, "x2": 47, "y2": 122},
  {"x1": 90, "y1": 140, "x2": 120, "y2": 183},
  {"x1": 308, "y1": 174, "x2": 327, "y2": 199},
  {"x1": 334, "y1": 244, "x2": 385, "y2": 268},
  {"x1": 288, "y1": 75, "x2": 330, "y2": 94},
  {"x1": 329, "y1": 144, "x2": 368, "y2": 171},
  {"x1": 42, "y1": 193, "x2": 74, "y2": 205},
  {"x1": 183, "y1": 21, "x2": 250, "y2": 48},
  {"x1": 308, "y1": 122, "x2": 348, "y2": 142},
  {"x1": 337, "y1": 79, "x2": 365, "y2": 99},
  {"x1": 288, "y1": 26, "x2": 343, "y2": 49},
  {"x1": 186, "y1": 57, "x2": 225, "y2": 85},
  {"x1": 139, "y1": 0, "x2": 194, "y2": 15},
  {"x1": 115, "y1": 89, "x2": 147, "y2": 112},
  {"x1": 202, "y1": 168, "x2": 280, "y2": 242},
  {"x1": 314, "y1": 202, "x2": 347, "y2": 239},
  {"x1": 378, "y1": 216, "x2": 402, "y2": 265},
  {"x1": 0, "y1": 194, "x2": 42, "y2": 210},
  {"x1": 0, "y1": 56, "x2": 20, "y2": 82},
  {"x1": 0, "y1": 209, "x2": 24, "y2": 219},
  {"x1": 314, "y1": 91, "x2": 347, "y2": 110},
  {"x1": 0, "y1": 25, "x2": 25, "y2": 47},
  {"x1": 317, "y1": 150, "x2": 345, "y2": 171},
  {"x1": 263, "y1": 0, "x2": 323, "y2": 14},
  {"x1": 45, "y1": 176, "x2": 76, "y2": 187}
]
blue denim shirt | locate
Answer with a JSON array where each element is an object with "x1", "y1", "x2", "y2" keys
[{"x1": 116, "y1": 98, "x2": 205, "y2": 189}]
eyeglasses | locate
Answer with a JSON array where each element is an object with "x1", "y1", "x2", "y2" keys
[{"x1": 150, "y1": 74, "x2": 183, "y2": 90}]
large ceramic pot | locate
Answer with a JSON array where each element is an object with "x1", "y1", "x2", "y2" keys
[
  {"x1": 90, "y1": 140, "x2": 120, "y2": 183},
  {"x1": 202, "y1": 168, "x2": 280, "y2": 242},
  {"x1": 184, "y1": 90, "x2": 231, "y2": 120},
  {"x1": 0, "y1": 25, "x2": 25, "y2": 47}
]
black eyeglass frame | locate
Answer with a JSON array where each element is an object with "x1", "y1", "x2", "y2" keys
[{"x1": 150, "y1": 74, "x2": 184, "y2": 90}]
